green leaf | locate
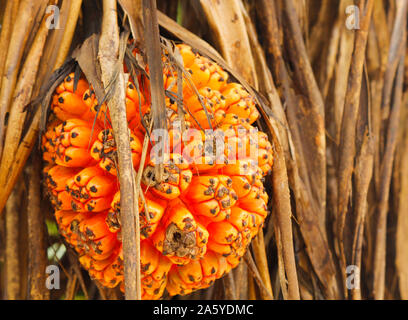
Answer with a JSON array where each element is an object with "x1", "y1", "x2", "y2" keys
[{"x1": 46, "y1": 219, "x2": 59, "y2": 237}]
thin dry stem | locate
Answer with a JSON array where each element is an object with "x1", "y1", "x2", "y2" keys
[
  {"x1": 336, "y1": 0, "x2": 374, "y2": 298},
  {"x1": 0, "y1": 16, "x2": 49, "y2": 192},
  {"x1": 27, "y1": 153, "x2": 49, "y2": 300},
  {"x1": 99, "y1": 0, "x2": 141, "y2": 300},
  {"x1": 373, "y1": 26, "x2": 407, "y2": 299},
  {"x1": 251, "y1": 231, "x2": 274, "y2": 299},
  {"x1": 0, "y1": 0, "x2": 39, "y2": 159},
  {"x1": 0, "y1": 0, "x2": 20, "y2": 90},
  {"x1": 244, "y1": 251, "x2": 274, "y2": 300},
  {"x1": 200, "y1": 0, "x2": 257, "y2": 87},
  {"x1": 5, "y1": 185, "x2": 21, "y2": 300},
  {"x1": 53, "y1": 0, "x2": 83, "y2": 70}
]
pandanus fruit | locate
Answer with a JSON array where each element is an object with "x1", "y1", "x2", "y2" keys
[{"x1": 42, "y1": 43, "x2": 273, "y2": 299}]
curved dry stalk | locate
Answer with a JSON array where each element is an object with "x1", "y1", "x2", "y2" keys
[
  {"x1": 331, "y1": 0, "x2": 356, "y2": 142},
  {"x1": 274, "y1": 219, "x2": 288, "y2": 300},
  {"x1": 95, "y1": 282, "x2": 108, "y2": 300},
  {"x1": 324, "y1": 0, "x2": 355, "y2": 246},
  {"x1": 143, "y1": 0, "x2": 167, "y2": 182},
  {"x1": 378, "y1": 0, "x2": 408, "y2": 126},
  {"x1": 27, "y1": 153, "x2": 49, "y2": 300},
  {"x1": 157, "y1": 10, "x2": 223, "y2": 61},
  {"x1": 65, "y1": 270, "x2": 78, "y2": 300},
  {"x1": 256, "y1": 0, "x2": 335, "y2": 299},
  {"x1": 0, "y1": 0, "x2": 39, "y2": 159},
  {"x1": 239, "y1": 1, "x2": 290, "y2": 154},
  {"x1": 0, "y1": 0, "x2": 20, "y2": 90},
  {"x1": 118, "y1": 0, "x2": 144, "y2": 42},
  {"x1": 18, "y1": 198, "x2": 29, "y2": 299},
  {"x1": 0, "y1": 16, "x2": 49, "y2": 194},
  {"x1": 222, "y1": 272, "x2": 237, "y2": 300},
  {"x1": 232, "y1": 260, "x2": 248, "y2": 299},
  {"x1": 99, "y1": 0, "x2": 140, "y2": 300},
  {"x1": 373, "y1": 28, "x2": 407, "y2": 300},
  {"x1": 0, "y1": 110, "x2": 40, "y2": 217},
  {"x1": 270, "y1": 132, "x2": 300, "y2": 300},
  {"x1": 396, "y1": 92, "x2": 408, "y2": 299},
  {"x1": 251, "y1": 231, "x2": 273, "y2": 298},
  {"x1": 200, "y1": 0, "x2": 257, "y2": 87},
  {"x1": 240, "y1": 5, "x2": 292, "y2": 300},
  {"x1": 247, "y1": 272, "x2": 256, "y2": 300},
  {"x1": 336, "y1": 0, "x2": 374, "y2": 298},
  {"x1": 5, "y1": 183, "x2": 22, "y2": 300},
  {"x1": 53, "y1": 0, "x2": 83, "y2": 70},
  {"x1": 244, "y1": 251, "x2": 274, "y2": 300},
  {"x1": 351, "y1": 132, "x2": 374, "y2": 300},
  {"x1": 67, "y1": 250, "x2": 89, "y2": 300},
  {"x1": 34, "y1": 0, "x2": 73, "y2": 93},
  {"x1": 307, "y1": 0, "x2": 334, "y2": 67},
  {"x1": 283, "y1": 0, "x2": 327, "y2": 216},
  {"x1": 370, "y1": 0, "x2": 390, "y2": 194}
]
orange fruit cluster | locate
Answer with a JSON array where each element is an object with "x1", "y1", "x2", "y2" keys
[{"x1": 42, "y1": 44, "x2": 273, "y2": 299}]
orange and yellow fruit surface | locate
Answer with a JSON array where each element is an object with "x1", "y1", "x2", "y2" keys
[{"x1": 42, "y1": 44, "x2": 273, "y2": 299}]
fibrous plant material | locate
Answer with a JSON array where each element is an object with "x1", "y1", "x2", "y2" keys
[{"x1": 41, "y1": 42, "x2": 273, "y2": 299}]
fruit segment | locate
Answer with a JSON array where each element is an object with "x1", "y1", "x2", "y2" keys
[
  {"x1": 66, "y1": 166, "x2": 118, "y2": 212},
  {"x1": 106, "y1": 191, "x2": 167, "y2": 240},
  {"x1": 90, "y1": 128, "x2": 142, "y2": 176},
  {"x1": 151, "y1": 202, "x2": 209, "y2": 265},
  {"x1": 221, "y1": 83, "x2": 259, "y2": 124},
  {"x1": 142, "y1": 158, "x2": 193, "y2": 200},
  {"x1": 52, "y1": 73, "x2": 94, "y2": 121},
  {"x1": 50, "y1": 119, "x2": 101, "y2": 167},
  {"x1": 44, "y1": 165, "x2": 80, "y2": 211},
  {"x1": 166, "y1": 250, "x2": 230, "y2": 296},
  {"x1": 182, "y1": 175, "x2": 238, "y2": 223}
]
